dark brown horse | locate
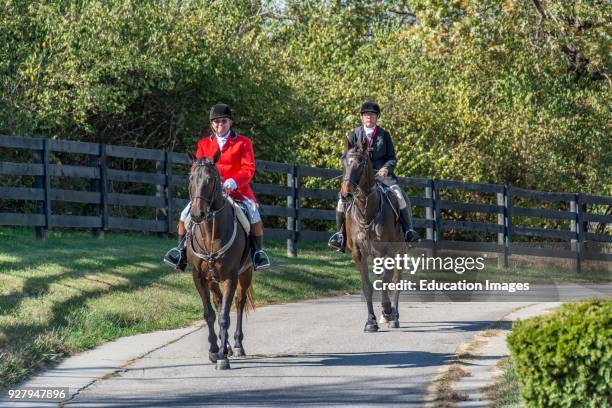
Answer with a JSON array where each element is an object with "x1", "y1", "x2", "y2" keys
[
  {"x1": 340, "y1": 138, "x2": 407, "y2": 332},
  {"x1": 187, "y1": 151, "x2": 254, "y2": 370}
]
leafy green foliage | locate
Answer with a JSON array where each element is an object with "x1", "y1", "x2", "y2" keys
[
  {"x1": 0, "y1": 0, "x2": 609, "y2": 196},
  {"x1": 507, "y1": 300, "x2": 612, "y2": 407}
]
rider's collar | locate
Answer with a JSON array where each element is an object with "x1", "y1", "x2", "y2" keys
[{"x1": 209, "y1": 129, "x2": 237, "y2": 140}]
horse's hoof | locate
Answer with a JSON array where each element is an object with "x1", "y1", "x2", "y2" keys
[
  {"x1": 364, "y1": 323, "x2": 379, "y2": 332},
  {"x1": 226, "y1": 346, "x2": 233, "y2": 357},
  {"x1": 380, "y1": 307, "x2": 398, "y2": 324},
  {"x1": 389, "y1": 320, "x2": 400, "y2": 329},
  {"x1": 209, "y1": 352, "x2": 218, "y2": 363},
  {"x1": 216, "y1": 358, "x2": 230, "y2": 370},
  {"x1": 233, "y1": 347, "x2": 245, "y2": 357}
]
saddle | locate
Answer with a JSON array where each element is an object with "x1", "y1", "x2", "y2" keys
[
  {"x1": 376, "y1": 182, "x2": 401, "y2": 221},
  {"x1": 184, "y1": 196, "x2": 251, "y2": 235},
  {"x1": 226, "y1": 196, "x2": 251, "y2": 235}
]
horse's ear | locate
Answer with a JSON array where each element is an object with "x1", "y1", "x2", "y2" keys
[
  {"x1": 344, "y1": 137, "x2": 351, "y2": 151},
  {"x1": 212, "y1": 149, "x2": 221, "y2": 164},
  {"x1": 358, "y1": 136, "x2": 369, "y2": 154},
  {"x1": 187, "y1": 152, "x2": 197, "y2": 163}
]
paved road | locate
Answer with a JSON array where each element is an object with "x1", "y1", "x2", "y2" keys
[{"x1": 61, "y1": 297, "x2": 534, "y2": 407}]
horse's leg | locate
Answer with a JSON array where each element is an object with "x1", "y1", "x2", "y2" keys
[
  {"x1": 233, "y1": 267, "x2": 253, "y2": 357},
  {"x1": 388, "y1": 267, "x2": 402, "y2": 328},
  {"x1": 210, "y1": 282, "x2": 230, "y2": 355},
  {"x1": 192, "y1": 270, "x2": 219, "y2": 363},
  {"x1": 216, "y1": 277, "x2": 238, "y2": 370},
  {"x1": 355, "y1": 255, "x2": 378, "y2": 332},
  {"x1": 210, "y1": 281, "x2": 223, "y2": 313},
  {"x1": 379, "y1": 268, "x2": 394, "y2": 325}
]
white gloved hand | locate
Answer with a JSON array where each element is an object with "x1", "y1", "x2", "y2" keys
[
  {"x1": 376, "y1": 167, "x2": 389, "y2": 178},
  {"x1": 223, "y1": 178, "x2": 237, "y2": 191}
]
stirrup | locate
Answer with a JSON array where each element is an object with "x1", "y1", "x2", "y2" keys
[
  {"x1": 328, "y1": 232, "x2": 345, "y2": 252},
  {"x1": 252, "y1": 250, "x2": 271, "y2": 270},
  {"x1": 404, "y1": 228, "x2": 419, "y2": 243},
  {"x1": 163, "y1": 247, "x2": 186, "y2": 271}
]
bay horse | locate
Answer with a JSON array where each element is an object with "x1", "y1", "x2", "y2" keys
[
  {"x1": 340, "y1": 138, "x2": 408, "y2": 332},
  {"x1": 186, "y1": 150, "x2": 254, "y2": 370}
]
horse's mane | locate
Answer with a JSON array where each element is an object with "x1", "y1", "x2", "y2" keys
[{"x1": 194, "y1": 157, "x2": 215, "y2": 168}]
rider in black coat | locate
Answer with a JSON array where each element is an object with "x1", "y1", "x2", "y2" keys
[{"x1": 329, "y1": 101, "x2": 418, "y2": 252}]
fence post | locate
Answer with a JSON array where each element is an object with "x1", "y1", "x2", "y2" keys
[
  {"x1": 432, "y1": 179, "x2": 441, "y2": 256},
  {"x1": 286, "y1": 164, "x2": 298, "y2": 257},
  {"x1": 165, "y1": 151, "x2": 174, "y2": 235},
  {"x1": 425, "y1": 180, "x2": 435, "y2": 257},
  {"x1": 155, "y1": 153, "x2": 167, "y2": 237},
  {"x1": 156, "y1": 151, "x2": 173, "y2": 237},
  {"x1": 580, "y1": 197, "x2": 588, "y2": 243},
  {"x1": 90, "y1": 143, "x2": 104, "y2": 239},
  {"x1": 295, "y1": 165, "x2": 301, "y2": 250},
  {"x1": 32, "y1": 139, "x2": 51, "y2": 239},
  {"x1": 506, "y1": 185, "x2": 513, "y2": 258},
  {"x1": 570, "y1": 194, "x2": 581, "y2": 273},
  {"x1": 497, "y1": 187, "x2": 508, "y2": 268},
  {"x1": 99, "y1": 144, "x2": 108, "y2": 232},
  {"x1": 32, "y1": 142, "x2": 46, "y2": 240}
]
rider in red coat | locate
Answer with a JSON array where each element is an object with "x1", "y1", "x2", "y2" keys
[
  {"x1": 164, "y1": 103, "x2": 270, "y2": 271},
  {"x1": 195, "y1": 129, "x2": 256, "y2": 201}
]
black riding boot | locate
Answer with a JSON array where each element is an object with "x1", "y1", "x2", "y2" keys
[
  {"x1": 250, "y1": 234, "x2": 271, "y2": 270},
  {"x1": 164, "y1": 234, "x2": 188, "y2": 271},
  {"x1": 328, "y1": 211, "x2": 346, "y2": 252},
  {"x1": 399, "y1": 206, "x2": 419, "y2": 242}
]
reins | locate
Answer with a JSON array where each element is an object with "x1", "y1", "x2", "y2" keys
[
  {"x1": 343, "y1": 152, "x2": 381, "y2": 228},
  {"x1": 188, "y1": 160, "x2": 240, "y2": 282}
]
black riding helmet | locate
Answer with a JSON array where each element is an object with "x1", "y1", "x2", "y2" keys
[
  {"x1": 210, "y1": 103, "x2": 232, "y2": 121},
  {"x1": 360, "y1": 100, "x2": 381, "y2": 116}
]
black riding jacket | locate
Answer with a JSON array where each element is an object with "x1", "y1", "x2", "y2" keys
[{"x1": 344, "y1": 126, "x2": 397, "y2": 178}]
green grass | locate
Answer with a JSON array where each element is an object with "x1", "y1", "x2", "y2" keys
[
  {"x1": 0, "y1": 227, "x2": 359, "y2": 388},
  {"x1": 486, "y1": 357, "x2": 523, "y2": 408},
  {"x1": 1, "y1": 228, "x2": 608, "y2": 389}
]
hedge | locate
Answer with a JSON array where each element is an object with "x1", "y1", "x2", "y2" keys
[{"x1": 507, "y1": 300, "x2": 612, "y2": 407}]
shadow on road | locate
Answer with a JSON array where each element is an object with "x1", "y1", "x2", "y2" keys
[
  {"x1": 67, "y1": 375, "x2": 429, "y2": 407},
  {"x1": 395, "y1": 320, "x2": 513, "y2": 333}
]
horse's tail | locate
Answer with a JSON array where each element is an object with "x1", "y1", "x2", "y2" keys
[
  {"x1": 237, "y1": 267, "x2": 256, "y2": 315},
  {"x1": 245, "y1": 282, "x2": 256, "y2": 314}
]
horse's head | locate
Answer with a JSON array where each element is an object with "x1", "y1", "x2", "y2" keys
[
  {"x1": 340, "y1": 137, "x2": 373, "y2": 199},
  {"x1": 188, "y1": 150, "x2": 223, "y2": 220}
]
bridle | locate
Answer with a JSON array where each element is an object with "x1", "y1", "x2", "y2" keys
[
  {"x1": 343, "y1": 151, "x2": 376, "y2": 199},
  {"x1": 342, "y1": 150, "x2": 381, "y2": 228},
  {"x1": 188, "y1": 158, "x2": 238, "y2": 282},
  {"x1": 189, "y1": 160, "x2": 227, "y2": 223}
]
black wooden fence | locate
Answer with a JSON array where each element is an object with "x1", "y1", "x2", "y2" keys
[{"x1": 1, "y1": 135, "x2": 611, "y2": 271}]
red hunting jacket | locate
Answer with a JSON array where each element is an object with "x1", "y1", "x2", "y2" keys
[{"x1": 195, "y1": 129, "x2": 257, "y2": 201}]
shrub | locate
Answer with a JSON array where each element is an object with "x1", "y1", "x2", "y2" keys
[{"x1": 507, "y1": 300, "x2": 612, "y2": 407}]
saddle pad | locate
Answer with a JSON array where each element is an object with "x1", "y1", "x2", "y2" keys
[
  {"x1": 183, "y1": 199, "x2": 250, "y2": 235},
  {"x1": 226, "y1": 196, "x2": 251, "y2": 235},
  {"x1": 377, "y1": 184, "x2": 400, "y2": 220}
]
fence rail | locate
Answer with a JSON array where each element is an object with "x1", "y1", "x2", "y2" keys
[{"x1": 1, "y1": 135, "x2": 611, "y2": 271}]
